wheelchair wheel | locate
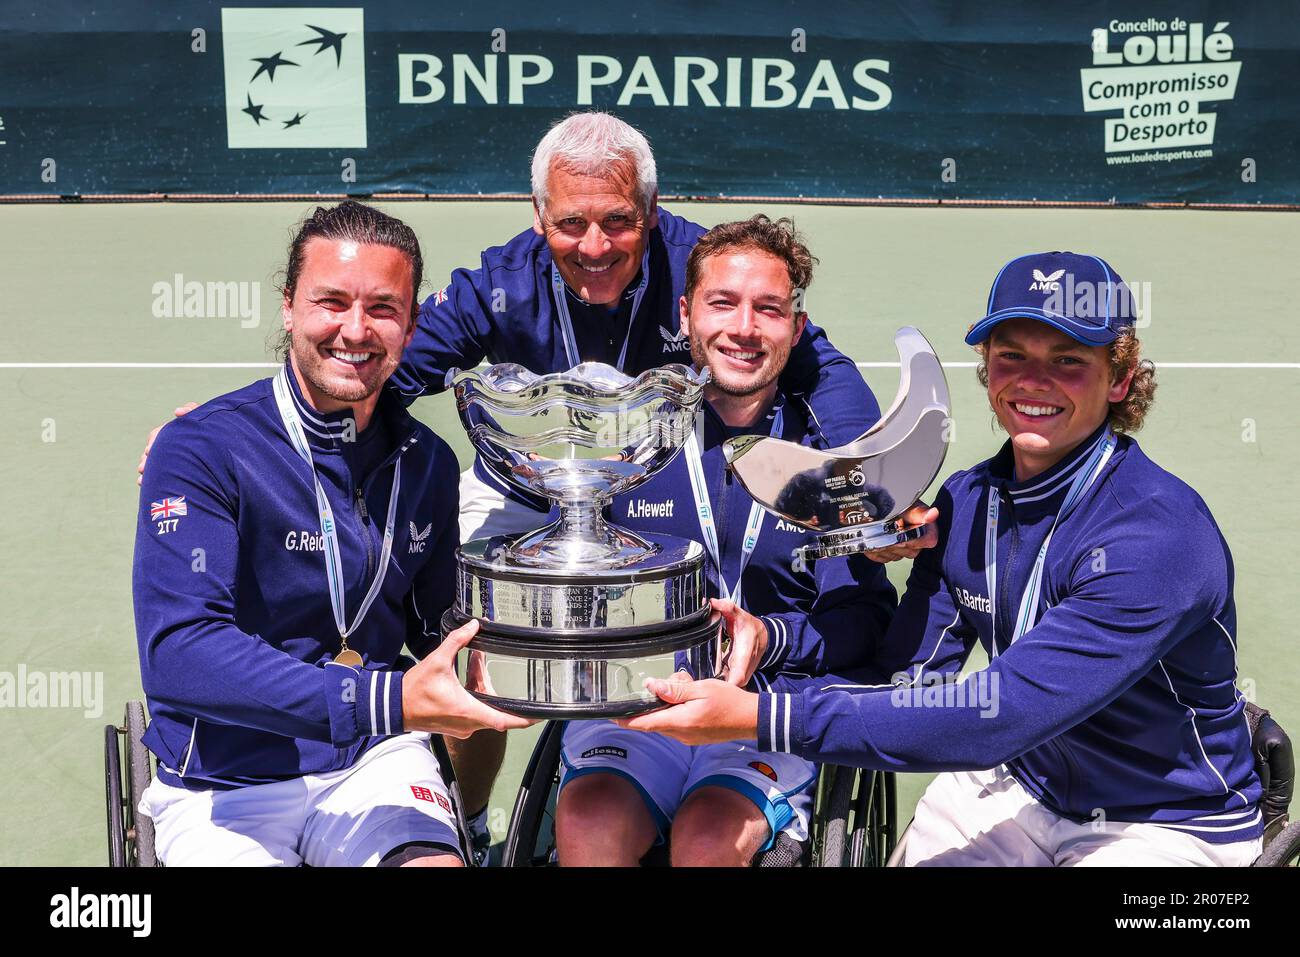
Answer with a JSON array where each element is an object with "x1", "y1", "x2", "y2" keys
[
  {"x1": 124, "y1": 701, "x2": 157, "y2": 868},
  {"x1": 104, "y1": 723, "x2": 127, "y2": 868},
  {"x1": 814, "y1": 765, "x2": 855, "y2": 867},
  {"x1": 104, "y1": 701, "x2": 160, "y2": 867},
  {"x1": 848, "y1": 770, "x2": 897, "y2": 867},
  {"x1": 813, "y1": 767, "x2": 897, "y2": 867},
  {"x1": 501, "y1": 721, "x2": 566, "y2": 867},
  {"x1": 1256, "y1": 819, "x2": 1300, "y2": 867}
]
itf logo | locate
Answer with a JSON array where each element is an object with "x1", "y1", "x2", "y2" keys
[{"x1": 221, "y1": 7, "x2": 367, "y2": 149}]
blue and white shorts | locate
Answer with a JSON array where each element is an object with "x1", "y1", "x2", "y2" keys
[
  {"x1": 560, "y1": 720, "x2": 817, "y2": 851},
  {"x1": 139, "y1": 732, "x2": 462, "y2": 866}
]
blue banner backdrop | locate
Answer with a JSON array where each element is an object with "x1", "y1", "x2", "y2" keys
[{"x1": 1, "y1": 1, "x2": 1297, "y2": 202}]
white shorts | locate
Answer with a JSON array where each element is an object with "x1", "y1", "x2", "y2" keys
[
  {"x1": 139, "y1": 733, "x2": 462, "y2": 867},
  {"x1": 560, "y1": 720, "x2": 817, "y2": 851},
  {"x1": 890, "y1": 765, "x2": 1263, "y2": 867},
  {"x1": 458, "y1": 466, "x2": 548, "y2": 543}
]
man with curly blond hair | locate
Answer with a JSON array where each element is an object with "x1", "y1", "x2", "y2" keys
[{"x1": 623, "y1": 251, "x2": 1264, "y2": 866}]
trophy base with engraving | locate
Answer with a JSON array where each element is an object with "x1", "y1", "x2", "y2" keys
[{"x1": 445, "y1": 531, "x2": 723, "y2": 719}]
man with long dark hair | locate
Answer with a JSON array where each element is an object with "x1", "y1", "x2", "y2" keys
[{"x1": 134, "y1": 202, "x2": 528, "y2": 867}]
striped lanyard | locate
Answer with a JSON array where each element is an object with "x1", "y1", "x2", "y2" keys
[
  {"x1": 984, "y1": 430, "x2": 1116, "y2": 656},
  {"x1": 273, "y1": 368, "x2": 402, "y2": 655},
  {"x1": 683, "y1": 404, "x2": 784, "y2": 609},
  {"x1": 550, "y1": 250, "x2": 651, "y2": 371}
]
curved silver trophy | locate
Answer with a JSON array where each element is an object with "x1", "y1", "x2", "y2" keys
[
  {"x1": 724, "y1": 327, "x2": 951, "y2": 573},
  {"x1": 443, "y1": 362, "x2": 720, "y2": 719}
]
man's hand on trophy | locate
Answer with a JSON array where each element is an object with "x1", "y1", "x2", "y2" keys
[
  {"x1": 711, "y1": 599, "x2": 768, "y2": 688},
  {"x1": 614, "y1": 672, "x2": 759, "y2": 745},
  {"x1": 864, "y1": 502, "x2": 940, "y2": 563},
  {"x1": 402, "y1": 619, "x2": 534, "y2": 738},
  {"x1": 137, "y1": 402, "x2": 199, "y2": 485}
]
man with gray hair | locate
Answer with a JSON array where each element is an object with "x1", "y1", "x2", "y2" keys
[
  {"x1": 141, "y1": 111, "x2": 883, "y2": 861},
  {"x1": 387, "y1": 111, "x2": 879, "y2": 544}
]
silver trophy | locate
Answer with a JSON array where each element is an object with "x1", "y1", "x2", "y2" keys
[
  {"x1": 443, "y1": 362, "x2": 720, "y2": 719},
  {"x1": 724, "y1": 327, "x2": 951, "y2": 572}
]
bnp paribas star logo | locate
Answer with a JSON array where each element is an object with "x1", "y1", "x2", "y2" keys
[{"x1": 221, "y1": 8, "x2": 366, "y2": 149}]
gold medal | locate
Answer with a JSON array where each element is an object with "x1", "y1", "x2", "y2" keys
[{"x1": 334, "y1": 648, "x2": 363, "y2": 667}]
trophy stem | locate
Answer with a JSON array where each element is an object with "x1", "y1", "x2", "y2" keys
[
  {"x1": 556, "y1": 499, "x2": 606, "y2": 542},
  {"x1": 504, "y1": 500, "x2": 661, "y2": 570}
]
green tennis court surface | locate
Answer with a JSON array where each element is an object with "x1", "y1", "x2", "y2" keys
[{"x1": 1, "y1": 201, "x2": 1295, "y2": 865}]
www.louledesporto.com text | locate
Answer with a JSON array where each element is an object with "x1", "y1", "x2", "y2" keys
[{"x1": 1106, "y1": 148, "x2": 1214, "y2": 164}]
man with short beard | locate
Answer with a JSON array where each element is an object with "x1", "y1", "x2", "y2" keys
[
  {"x1": 133, "y1": 202, "x2": 529, "y2": 867},
  {"x1": 555, "y1": 216, "x2": 896, "y2": 866}
]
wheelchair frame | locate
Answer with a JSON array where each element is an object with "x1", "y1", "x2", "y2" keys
[{"x1": 104, "y1": 700, "x2": 475, "y2": 867}]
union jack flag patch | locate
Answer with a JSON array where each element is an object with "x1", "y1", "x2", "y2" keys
[
  {"x1": 433, "y1": 285, "x2": 449, "y2": 306},
  {"x1": 150, "y1": 496, "x2": 188, "y2": 520}
]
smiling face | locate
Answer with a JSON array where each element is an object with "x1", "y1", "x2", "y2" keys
[
  {"x1": 532, "y1": 159, "x2": 657, "y2": 308},
  {"x1": 984, "y1": 317, "x2": 1133, "y2": 479},
  {"x1": 281, "y1": 237, "x2": 416, "y2": 414},
  {"x1": 681, "y1": 248, "x2": 806, "y2": 418}
]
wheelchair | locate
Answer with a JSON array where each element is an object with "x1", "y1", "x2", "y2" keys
[
  {"x1": 499, "y1": 719, "x2": 898, "y2": 867},
  {"x1": 104, "y1": 700, "x2": 476, "y2": 866}
]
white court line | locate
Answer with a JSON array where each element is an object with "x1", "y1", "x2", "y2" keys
[
  {"x1": 1135, "y1": 362, "x2": 1300, "y2": 369},
  {"x1": 0, "y1": 361, "x2": 1295, "y2": 370},
  {"x1": 0, "y1": 362, "x2": 281, "y2": 369},
  {"x1": 855, "y1": 361, "x2": 1299, "y2": 370}
]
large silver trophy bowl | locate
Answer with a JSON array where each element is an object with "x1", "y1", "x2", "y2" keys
[
  {"x1": 443, "y1": 362, "x2": 719, "y2": 719},
  {"x1": 724, "y1": 327, "x2": 951, "y2": 572}
]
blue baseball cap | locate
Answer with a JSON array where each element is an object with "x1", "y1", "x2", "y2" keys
[{"x1": 965, "y1": 251, "x2": 1136, "y2": 347}]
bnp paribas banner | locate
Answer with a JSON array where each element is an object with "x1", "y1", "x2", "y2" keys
[{"x1": 2, "y1": 1, "x2": 1297, "y2": 203}]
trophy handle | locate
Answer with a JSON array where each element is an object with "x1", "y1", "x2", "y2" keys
[{"x1": 852, "y1": 327, "x2": 946, "y2": 445}]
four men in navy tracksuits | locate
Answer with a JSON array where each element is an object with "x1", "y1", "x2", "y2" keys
[{"x1": 133, "y1": 109, "x2": 1263, "y2": 866}]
